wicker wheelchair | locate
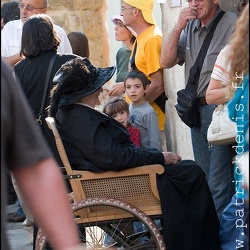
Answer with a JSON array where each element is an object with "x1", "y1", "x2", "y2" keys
[{"x1": 35, "y1": 117, "x2": 166, "y2": 250}]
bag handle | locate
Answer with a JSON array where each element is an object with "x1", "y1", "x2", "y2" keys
[{"x1": 129, "y1": 40, "x2": 138, "y2": 71}]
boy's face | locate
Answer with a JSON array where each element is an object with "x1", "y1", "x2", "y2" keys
[{"x1": 125, "y1": 78, "x2": 148, "y2": 105}]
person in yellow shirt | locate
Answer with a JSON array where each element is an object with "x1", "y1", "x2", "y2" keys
[{"x1": 121, "y1": 0, "x2": 167, "y2": 151}]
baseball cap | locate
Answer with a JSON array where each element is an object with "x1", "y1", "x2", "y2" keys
[
  {"x1": 124, "y1": 0, "x2": 155, "y2": 25},
  {"x1": 110, "y1": 15, "x2": 137, "y2": 37}
]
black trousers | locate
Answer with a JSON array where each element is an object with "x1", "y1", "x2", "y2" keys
[{"x1": 157, "y1": 160, "x2": 221, "y2": 250}]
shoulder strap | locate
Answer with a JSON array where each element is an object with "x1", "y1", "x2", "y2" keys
[
  {"x1": 129, "y1": 40, "x2": 138, "y2": 71},
  {"x1": 186, "y1": 11, "x2": 226, "y2": 92},
  {"x1": 36, "y1": 54, "x2": 57, "y2": 125}
]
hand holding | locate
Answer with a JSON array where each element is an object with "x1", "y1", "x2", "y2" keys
[{"x1": 162, "y1": 152, "x2": 182, "y2": 165}]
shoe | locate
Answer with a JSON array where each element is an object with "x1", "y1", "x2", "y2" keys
[{"x1": 7, "y1": 212, "x2": 25, "y2": 222}]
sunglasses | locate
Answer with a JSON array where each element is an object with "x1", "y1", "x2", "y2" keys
[{"x1": 18, "y1": 3, "x2": 46, "y2": 11}]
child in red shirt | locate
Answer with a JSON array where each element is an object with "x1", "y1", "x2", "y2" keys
[{"x1": 103, "y1": 97, "x2": 141, "y2": 146}]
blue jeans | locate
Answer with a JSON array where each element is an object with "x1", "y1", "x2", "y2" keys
[
  {"x1": 16, "y1": 198, "x2": 25, "y2": 217},
  {"x1": 220, "y1": 193, "x2": 249, "y2": 250},
  {"x1": 191, "y1": 104, "x2": 234, "y2": 221}
]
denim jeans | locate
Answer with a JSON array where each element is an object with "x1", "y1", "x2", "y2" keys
[
  {"x1": 220, "y1": 193, "x2": 249, "y2": 250},
  {"x1": 16, "y1": 198, "x2": 25, "y2": 217},
  {"x1": 191, "y1": 104, "x2": 234, "y2": 221}
]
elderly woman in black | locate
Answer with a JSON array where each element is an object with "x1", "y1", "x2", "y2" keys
[{"x1": 48, "y1": 57, "x2": 221, "y2": 250}]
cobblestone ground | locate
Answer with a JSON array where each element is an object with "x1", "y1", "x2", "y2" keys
[{"x1": 6, "y1": 202, "x2": 33, "y2": 250}]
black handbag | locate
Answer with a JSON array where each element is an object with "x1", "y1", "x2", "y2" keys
[{"x1": 175, "y1": 11, "x2": 225, "y2": 128}]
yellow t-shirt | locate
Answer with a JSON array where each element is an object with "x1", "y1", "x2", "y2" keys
[{"x1": 126, "y1": 25, "x2": 165, "y2": 130}]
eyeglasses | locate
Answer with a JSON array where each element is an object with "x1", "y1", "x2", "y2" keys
[
  {"x1": 121, "y1": 6, "x2": 135, "y2": 13},
  {"x1": 18, "y1": 3, "x2": 46, "y2": 11},
  {"x1": 114, "y1": 20, "x2": 125, "y2": 29}
]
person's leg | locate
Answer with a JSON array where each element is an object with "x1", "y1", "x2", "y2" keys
[
  {"x1": 9, "y1": 173, "x2": 34, "y2": 243},
  {"x1": 7, "y1": 197, "x2": 26, "y2": 222},
  {"x1": 220, "y1": 193, "x2": 249, "y2": 249},
  {"x1": 7, "y1": 172, "x2": 26, "y2": 222},
  {"x1": 191, "y1": 104, "x2": 234, "y2": 221},
  {"x1": 6, "y1": 169, "x2": 17, "y2": 204},
  {"x1": 190, "y1": 105, "x2": 214, "y2": 180},
  {"x1": 160, "y1": 130, "x2": 167, "y2": 151},
  {"x1": 157, "y1": 160, "x2": 221, "y2": 249},
  {"x1": 10, "y1": 173, "x2": 34, "y2": 224},
  {"x1": 209, "y1": 143, "x2": 235, "y2": 221},
  {"x1": 16, "y1": 198, "x2": 25, "y2": 216}
]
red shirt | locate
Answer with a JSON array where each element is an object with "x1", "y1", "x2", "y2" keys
[{"x1": 127, "y1": 125, "x2": 141, "y2": 147}]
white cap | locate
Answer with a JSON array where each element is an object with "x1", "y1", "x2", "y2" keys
[{"x1": 110, "y1": 15, "x2": 137, "y2": 37}]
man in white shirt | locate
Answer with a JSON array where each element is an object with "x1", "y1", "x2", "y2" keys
[{"x1": 1, "y1": 0, "x2": 72, "y2": 67}]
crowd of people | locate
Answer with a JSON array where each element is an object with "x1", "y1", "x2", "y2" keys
[{"x1": 1, "y1": 0, "x2": 249, "y2": 249}]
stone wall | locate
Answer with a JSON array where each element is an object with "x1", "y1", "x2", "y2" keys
[{"x1": 46, "y1": 0, "x2": 109, "y2": 67}]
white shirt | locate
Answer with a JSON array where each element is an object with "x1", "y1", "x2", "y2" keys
[{"x1": 1, "y1": 19, "x2": 72, "y2": 57}]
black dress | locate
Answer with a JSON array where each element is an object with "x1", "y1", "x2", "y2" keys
[{"x1": 55, "y1": 104, "x2": 221, "y2": 250}]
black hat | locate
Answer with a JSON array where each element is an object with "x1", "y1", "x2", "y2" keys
[{"x1": 49, "y1": 57, "x2": 116, "y2": 117}]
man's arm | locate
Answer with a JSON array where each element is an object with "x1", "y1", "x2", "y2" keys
[
  {"x1": 160, "y1": 6, "x2": 197, "y2": 69},
  {"x1": 146, "y1": 69, "x2": 164, "y2": 104},
  {"x1": 3, "y1": 53, "x2": 23, "y2": 67},
  {"x1": 13, "y1": 158, "x2": 81, "y2": 250}
]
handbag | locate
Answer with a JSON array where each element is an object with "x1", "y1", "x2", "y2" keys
[
  {"x1": 35, "y1": 54, "x2": 57, "y2": 128},
  {"x1": 175, "y1": 88, "x2": 200, "y2": 128},
  {"x1": 175, "y1": 11, "x2": 225, "y2": 128},
  {"x1": 207, "y1": 103, "x2": 236, "y2": 145}
]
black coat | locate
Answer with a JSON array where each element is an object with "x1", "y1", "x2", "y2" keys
[
  {"x1": 14, "y1": 50, "x2": 79, "y2": 167},
  {"x1": 56, "y1": 104, "x2": 221, "y2": 249},
  {"x1": 56, "y1": 104, "x2": 165, "y2": 172}
]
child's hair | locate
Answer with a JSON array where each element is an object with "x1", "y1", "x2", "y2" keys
[
  {"x1": 103, "y1": 97, "x2": 129, "y2": 117},
  {"x1": 124, "y1": 70, "x2": 150, "y2": 90}
]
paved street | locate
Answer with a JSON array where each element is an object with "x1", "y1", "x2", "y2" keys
[{"x1": 6, "y1": 202, "x2": 33, "y2": 250}]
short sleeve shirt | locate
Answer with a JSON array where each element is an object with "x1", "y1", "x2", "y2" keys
[
  {"x1": 116, "y1": 46, "x2": 131, "y2": 82},
  {"x1": 210, "y1": 44, "x2": 231, "y2": 85},
  {"x1": 1, "y1": 19, "x2": 72, "y2": 57},
  {"x1": 177, "y1": 8, "x2": 237, "y2": 97}
]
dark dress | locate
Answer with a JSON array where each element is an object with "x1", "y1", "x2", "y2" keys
[
  {"x1": 55, "y1": 103, "x2": 221, "y2": 250},
  {"x1": 14, "y1": 50, "x2": 79, "y2": 168}
]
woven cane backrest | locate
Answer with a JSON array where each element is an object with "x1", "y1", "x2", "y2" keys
[{"x1": 81, "y1": 175, "x2": 159, "y2": 206}]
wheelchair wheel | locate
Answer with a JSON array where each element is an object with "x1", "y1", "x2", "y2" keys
[{"x1": 35, "y1": 198, "x2": 166, "y2": 250}]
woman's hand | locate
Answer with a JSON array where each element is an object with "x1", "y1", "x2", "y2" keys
[{"x1": 162, "y1": 152, "x2": 182, "y2": 164}]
